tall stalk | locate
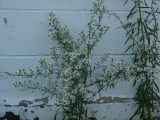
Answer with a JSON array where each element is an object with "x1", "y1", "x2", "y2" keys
[{"x1": 121, "y1": 0, "x2": 160, "y2": 119}]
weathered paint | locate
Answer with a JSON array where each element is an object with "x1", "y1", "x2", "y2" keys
[
  {"x1": 19, "y1": 100, "x2": 33, "y2": 107},
  {"x1": 34, "y1": 96, "x2": 49, "y2": 105},
  {"x1": 95, "y1": 96, "x2": 134, "y2": 103},
  {"x1": 0, "y1": 0, "x2": 160, "y2": 120},
  {"x1": 3, "y1": 18, "x2": 7, "y2": 24}
]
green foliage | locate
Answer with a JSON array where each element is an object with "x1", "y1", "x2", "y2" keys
[{"x1": 114, "y1": 0, "x2": 160, "y2": 119}]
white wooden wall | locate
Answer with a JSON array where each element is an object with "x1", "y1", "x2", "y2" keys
[{"x1": 0, "y1": 0, "x2": 160, "y2": 119}]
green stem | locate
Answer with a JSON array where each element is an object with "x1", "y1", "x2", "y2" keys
[
  {"x1": 138, "y1": 0, "x2": 144, "y2": 43},
  {"x1": 137, "y1": 0, "x2": 152, "y2": 119},
  {"x1": 146, "y1": 78, "x2": 152, "y2": 120}
]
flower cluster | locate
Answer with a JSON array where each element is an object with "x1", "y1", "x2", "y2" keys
[
  {"x1": 55, "y1": 83, "x2": 86, "y2": 107},
  {"x1": 14, "y1": 68, "x2": 34, "y2": 77},
  {"x1": 13, "y1": 0, "x2": 141, "y2": 119},
  {"x1": 132, "y1": 64, "x2": 160, "y2": 81}
]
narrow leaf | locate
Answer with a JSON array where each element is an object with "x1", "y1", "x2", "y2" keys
[
  {"x1": 126, "y1": 5, "x2": 136, "y2": 20},
  {"x1": 125, "y1": 44, "x2": 133, "y2": 53},
  {"x1": 143, "y1": 23, "x2": 150, "y2": 46}
]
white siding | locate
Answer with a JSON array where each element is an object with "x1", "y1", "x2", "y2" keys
[{"x1": 0, "y1": 0, "x2": 160, "y2": 119}]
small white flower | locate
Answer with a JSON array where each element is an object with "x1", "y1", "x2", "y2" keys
[
  {"x1": 63, "y1": 86, "x2": 68, "y2": 91},
  {"x1": 108, "y1": 52, "x2": 111, "y2": 55},
  {"x1": 86, "y1": 39, "x2": 90, "y2": 45},
  {"x1": 70, "y1": 95, "x2": 75, "y2": 100},
  {"x1": 58, "y1": 89, "x2": 63, "y2": 94}
]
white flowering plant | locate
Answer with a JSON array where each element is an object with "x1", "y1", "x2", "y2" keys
[{"x1": 13, "y1": 0, "x2": 136, "y2": 119}]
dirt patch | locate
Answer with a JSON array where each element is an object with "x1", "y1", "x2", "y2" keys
[{"x1": 0, "y1": 112, "x2": 20, "y2": 120}]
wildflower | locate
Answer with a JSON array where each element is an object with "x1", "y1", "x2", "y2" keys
[
  {"x1": 155, "y1": 70, "x2": 159, "y2": 74},
  {"x1": 108, "y1": 52, "x2": 111, "y2": 55},
  {"x1": 113, "y1": 79, "x2": 118, "y2": 85},
  {"x1": 86, "y1": 39, "x2": 90, "y2": 45},
  {"x1": 58, "y1": 89, "x2": 63, "y2": 94},
  {"x1": 101, "y1": 77, "x2": 105, "y2": 81},
  {"x1": 48, "y1": 62, "x2": 53, "y2": 66},
  {"x1": 70, "y1": 95, "x2": 75, "y2": 100},
  {"x1": 63, "y1": 86, "x2": 68, "y2": 91}
]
